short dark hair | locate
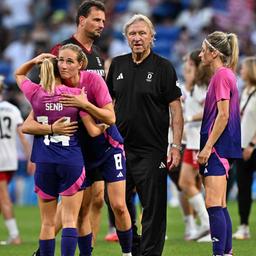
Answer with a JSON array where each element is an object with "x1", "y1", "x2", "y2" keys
[{"x1": 76, "y1": 0, "x2": 105, "y2": 26}]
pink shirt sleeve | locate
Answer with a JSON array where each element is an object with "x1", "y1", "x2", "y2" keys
[
  {"x1": 79, "y1": 110, "x2": 88, "y2": 118},
  {"x1": 94, "y1": 75, "x2": 113, "y2": 107},
  {"x1": 82, "y1": 71, "x2": 112, "y2": 107},
  {"x1": 215, "y1": 71, "x2": 231, "y2": 102},
  {"x1": 20, "y1": 79, "x2": 40, "y2": 102}
]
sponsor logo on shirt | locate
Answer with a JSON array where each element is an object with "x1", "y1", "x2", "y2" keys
[
  {"x1": 159, "y1": 162, "x2": 166, "y2": 169},
  {"x1": 45, "y1": 103, "x2": 63, "y2": 111},
  {"x1": 146, "y1": 72, "x2": 153, "y2": 82},
  {"x1": 86, "y1": 69, "x2": 105, "y2": 77},
  {"x1": 117, "y1": 171, "x2": 124, "y2": 178},
  {"x1": 117, "y1": 73, "x2": 124, "y2": 80}
]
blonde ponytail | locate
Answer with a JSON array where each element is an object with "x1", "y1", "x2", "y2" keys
[
  {"x1": 39, "y1": 58, "x2": 55, "y2": 93},
  {"x1": 227, "y1": 33, "x2": 239, "y2": 71}
]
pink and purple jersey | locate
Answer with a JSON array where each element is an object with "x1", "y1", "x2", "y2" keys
[
  {"x1": 20, "y1": 79, "x2": 86, "y2": 165},
  {"x1": 78, "y1": 71, "x2": 112, "y2": 106},
  {"x1": 68, "y1": 71, "x2": 122, "y2": 169},
  {"x1": 200, "y1": 67, "x2": 242, "y2": 158}
]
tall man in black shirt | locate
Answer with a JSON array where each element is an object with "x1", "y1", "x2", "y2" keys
[{"x1": 107, "y1": 14, "x2": 184, "y2": 256}]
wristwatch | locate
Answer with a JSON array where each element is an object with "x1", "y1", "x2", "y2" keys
[{"x1": 171, "y1": 143, "x2": 183, "y2": 152}]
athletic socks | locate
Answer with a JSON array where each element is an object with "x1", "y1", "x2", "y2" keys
[
  {"x1": 78, "y1": 233, "x2": 93, "y2": 256},
  {"x1": 207, "y1": 207, "x2": 226, "y2": 255},
  {"x1": 39, "y1": 239, "x2": 55, "y2": 256},
  {"x1": 223, "y1": 207, "x2": 233, "y2": 255},
  {"x1": 61, "y1": 228, "x2": 78, "y2": 256},
  {"x1": 184, "y1": 214, "x2": 197, "y2": 230},
  {"x1": 116, "y1": 228, "x2": 133, "y2": 254},
  {"x1": 5, "y1": 218, "x2": 19, "y2": 239},
  {"x1": 189, "y1": 193, "x2": 209, "y2": 227}
]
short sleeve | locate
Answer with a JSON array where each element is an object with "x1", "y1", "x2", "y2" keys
[
  {"x1": 161, "y1": 60, "x2": 182, "y2": 104},
  {"x1": 79, "y1": 110, "x2": 88, "y2": 118},
  {"x1": 20, "y1": 79, "x2": 40, "y2": 102},
  {"x1": 106, "y1": 60, "x2": 115, "y2": 98},
  {"x1": 87, "y1": 72, "x2": 113, "y2": 107},
  {"x1": 215, "y1": 74, "x2": 231, "y2": 102},
  {"x1": 14, "y1": 107, "x2": 24, "y2": 126}
]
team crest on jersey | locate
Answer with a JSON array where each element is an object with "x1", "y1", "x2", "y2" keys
[
  {"x1": 96, "y1": 57, "x2": 102, "y2": 67},
  {"x1": 146, "y1": 72, "x2": 154, "y2": 82}
]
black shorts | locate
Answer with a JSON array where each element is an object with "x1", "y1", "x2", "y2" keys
[{"x1": 85, "y1": 166, "x2": 104, "y2": 187}]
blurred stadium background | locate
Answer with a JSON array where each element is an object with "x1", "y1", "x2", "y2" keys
[
  {"x1": 1, "y1": 0, "x2": 256, "y2": 206},
  {"x1": 0, "y1": 0, "x2": 256, "y2": 255}
]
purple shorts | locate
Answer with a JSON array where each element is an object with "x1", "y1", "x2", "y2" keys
[
  {"x1": 34, "y1": 163, "x2": 85, "y2": 199},
  {"x1": 83, "y1": 149, "x2": 126, "y2": 188},
  {"x1": 199, "y1": 150, "x2": 231, "y2": 177}
]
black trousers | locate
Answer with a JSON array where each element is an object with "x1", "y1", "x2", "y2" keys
[
  {"x1": 126, "y1": 150, "x2": 167, "y2": 256},
  {"x1": 236, "y1": 149, "x2": 256, "y2": 225}
]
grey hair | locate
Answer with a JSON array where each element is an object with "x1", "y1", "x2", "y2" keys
[{"x1": 123, "y1": 14, "x2": 156, "y2": 47}]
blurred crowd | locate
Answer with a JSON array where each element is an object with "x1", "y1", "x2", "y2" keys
[
  {"x1": 0, "y1": 0, "x2": 256, "y2": 204},
  {"x1": 0, "y1": 0, "x2": 256, "y2": 116}
]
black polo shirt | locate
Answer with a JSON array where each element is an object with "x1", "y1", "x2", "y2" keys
[
  {"x1": 107, "y1": 51, "x2": 181, "y2": 157},
  {"x1": 51, "y1": 36, "x2": 105, "y2": 78}
]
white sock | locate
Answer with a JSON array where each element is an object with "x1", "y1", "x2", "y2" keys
[
  {"x1": 123, "y1": 253, "x2": 132, "y2": 256},
  {"x1": 184, "y1": 214, "x2": 197, "y2": 230},
  {"x1": 189, "y1": 193, "x2": 209, "y2": 227},
  {"x1": 5, "y1": 218, "x2": 19, "y2": 239}
]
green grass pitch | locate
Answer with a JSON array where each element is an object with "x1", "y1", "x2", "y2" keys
[{"x1": 0, "y1": 201, "x2": 255, "y2": 255}]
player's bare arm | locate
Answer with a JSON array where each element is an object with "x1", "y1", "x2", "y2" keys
[
  {"x1": 60, "y1": 88, "x2": 115, "y2": 125},
  {"x1": 22, "y1": 110, "x2": 78, "y2": 136},
  {"x1": 168, "y1": 98, "x2": 183, "y2": 170}
]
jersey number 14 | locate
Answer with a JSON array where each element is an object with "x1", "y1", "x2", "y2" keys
[{"x1": 37, "y1": 116, "x2": 70, "y2": 146}]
